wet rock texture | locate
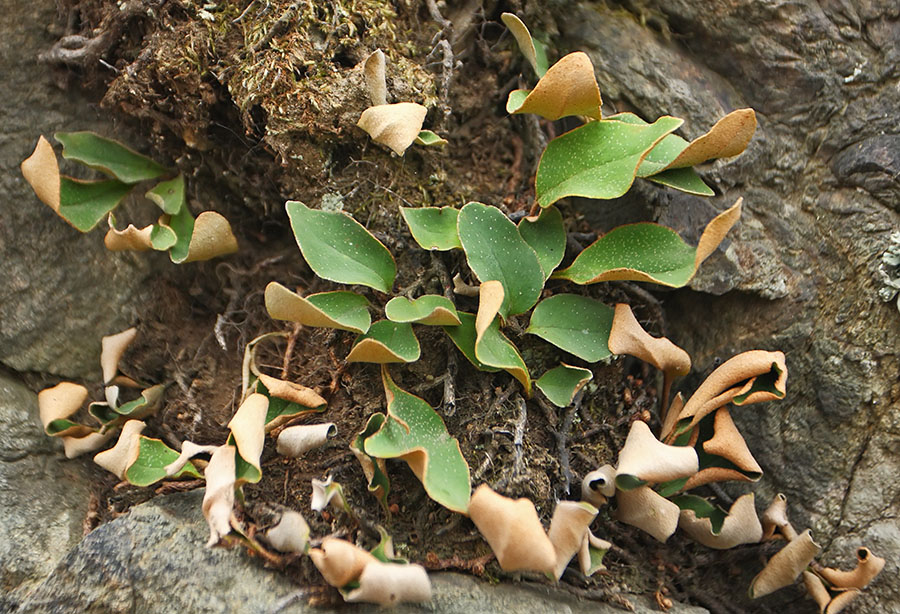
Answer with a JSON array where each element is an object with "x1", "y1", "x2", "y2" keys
[{"x1": 560, "y1": 1, "x2": 899, "y2": 611}]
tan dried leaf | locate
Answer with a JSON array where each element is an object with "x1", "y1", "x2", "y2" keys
[
  {"x1": 681, "y1": 407, "x2": 763, "y2": 491},
  {"x1": 508, "y1": 52, "x2": 602, "y2": 120},
  {"x1": 668, "y1": 109, "x2": 757, "y2": 169},
  {"x1": 346, "y1": 560, "x2": 432, "y2": 606},
  {"x1": 104, "y1": 215, "x2": 153, "y2": 251},
  {"x1": 824, "y1": 589, "x2": 861, "y2": 614},
  {"x1": 263, "y1": 510, "x2": 310, "y2": 554},
  {"x1": 803, "y1": 571, "x2": 831, "y2": 613},
  {"x1": 61, "y1": 431, "x2": 114, "y2": 459},
  {"x1": 309, "y1": 537, "x2": 377, "y2": 587},
  {"x1": 608, "y1": 303, "x2": 691, "y2": 376},
  {"x1": 678, "y1": 493, "x2": 763, "y2": 549},
  {"x1": 750, "y1": 529, "x2": 821, "y2": 598},
  {"x1": 202, "y1": 444, "x2": 236, "y2": 547},
  {"x1": 467, "y1": 484, "x2": 556, "y2": 573},
  {"x1": 258, "y1": 373, "x2": 326, "y2": 410},
  {"x1": 547, "y1": 501, "x2": 598, "y2": 580},
  {"x1": 227, "y1": 393, "x2": 268, "y2": 475},
  {"x1": 164, "y1": 440, "x2": 220, "y2": 477},
  {"x1": 21, "y1": 135, "x2": 60, "y2": 211},
  {"x1": 761, "y1": 493, "x2": 795, "y2": 541},
  {"x1": 582, "y1": 464, "x2": 616, "y2": 507},
  {"x1": 475, "y1": 280, "x2": 504, "y2": 343},
  {"x1": 101, "y1": 327, "x2": 137, "y2": 385},
  {"x1": 276, "y1": 423, "x2": 336, "y2": 457},
  {"x1": 818, "y1": 547, "x2": 885, "y2": 590},
  {"x1": 183, "y1": 211, "x2": 239, "y2": 262},
  {"x1": 93, "y1": 419, "x2": 146, "y2": 479},
  {"x1": 363, "y1": 49, "x2": 387, "y2": 106},
  {"x1": 616, "y1": 420, "x2": 698, "y2": 485},
  {"x1": 38, "y1": 382, "x2": 89, "y2": 431},
  {"x1": 614, "y1": 485, "x2": 680, "y2": 543},
  {"x1": 357, "y1": 103, "x2": 428, "y2": 156},
  {"x1": 500, "y1": 13, "x2": 541, "y2": 76}
]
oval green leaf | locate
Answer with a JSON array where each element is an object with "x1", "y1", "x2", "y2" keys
[
  {"x1": 536, "y1": 364, "x2": 593, "y2": 407},
  {"x1": 518, "y1": 205, "x2": 565, "y2": 280},
  {"x1": 363, "y1": 368, "x2": 471, "y2": 513},
  {"x1": 124, "y1": 436, "x2": 201, "y2": 487},
  {"x1": 265, "y1": 282, "x2": 371, "y2": 333},
  {"x1": 146, "y1": 173, "x2": 186, "y2": 215},
  {"x1": 55, "y1": 131, "x2": 168, "y2": 184},
  {"x1": 457, "y1": 202, "x2": 544, "y2": 316},
  {"x1": 58, "y1": 177, "x2": 133, "y2": 232},
  {"x1": 648, "y1": 167, "x2": 714, "y2": 196},
  {"x1": 286, "y1": 200, "x2": 396, "y2": 292},
  {"x1": 474, "y1": 315, "x2": 532, "y2": 396},
  {"x1": 535, "y1": 116, "x2": 683, "y2": 207},
  {"x1": 400, "y1": 206, "x2": 461, "y2": 251},
  {"x1": 442, "y1": 312, "x2": 501, "y2": 373},
  {"x1": 414, "y1": 130, "x2": 448, "y2": 146},
  {"x1": 385, "y1": 295, "x2": 461, "y2": 325},
  {"x1": 554, "y1": 201, "x2": 741, "y2": 287},
  {"x1": 527, "y1": 294, "x2": 614, "y2": 362},
  {"x1": 346, "y1": 320, "x2": 421, "y2": 363}
]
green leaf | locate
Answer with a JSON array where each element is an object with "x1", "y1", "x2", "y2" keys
[
  {"x1": 385, "y1": 295, "x2": 461, "y2": 326},
  {"x1": 88, "y1": 403, "x2": 120, "y2": 429},
  {"x1": 527, "y1": 294, "x2": 614, "y2": 362},
  {"x1": 518, "y1": 205, "x2": 565, "y2": 280},
  {"x1": 149, "y1": 224, "x2": 178, "y2": 251},
  {"x1": 114, "y1": 384, "x2": 165, "y2": 419},
  {"x1": 614, "y1": 473, "x2": 647, "y2": 491},
  {"x1": 162, "y1": 203, "x2": 195, "y2": 263},
  {"x1": 536, "y1": 364, "x2": 593, "y2": 407},
  {"x1": 457, "y1": 202, "x2": 544, "y2": 316},
  {"x1": 286, "y1": 200, "x2": 396, "y2": 292},
  {"x1": 475, "y1": 315, "x2": 532, "y2": 395},
  {"x1": 228, "y1": 434, "x2": 262, "y2": 485},
  {"x1": 55, "y1": 131, "x2": 168, "y2": 184},
  {"x1": 506, "y1": 90, "x2": 530, "y2": 114},
  {"x1": 535, "y1": 116, "x2": 683, "y2": 207},
  {"x1": 656, "y1": 476, "x2": 690, "y2": 498},
  {"x1": 500, "y1": 13, "x2": 548, "y2": 77},
  {"x1": 369, "y1": 526, "x2": 408, "y2": 564},
  {"x1": 555, "y1": 224, "x2": 700, "y2": 287},
  {"x1": 606, "y1": 113, "x2": 689, "y2": 176},
  {"x1": 346, "y1": 320, "x2": 421, "y2": 363},
  {"x1": 146, "y1": 174, "x2": 186, "y2": 214},
  {"x1": 351, "y1": 413, "x2": 391, "y2": 510},
  {"x1": 45, "y1": 418, "x2": 87, "y2": 437},
  {"x1": 586, "y1": 543, "x2": 609, "y2": 576},
  {"x1": 399, "y1": 206, "x2": 461, "y2": 251},
  {"x1": 672, "y1": 494, "x2": 727, "y2": 534},
  {"x1": 414, "y1": 130, "x2": 447, "y2": 146},
  {"x1": 124, "y1": 436, "x2": 201, "y2": 487},
  {"x1": 364, "y1": 368, "x2": 471, "y2": 513},
  {"x1": 442, "y1": 312, "x2": 501, "y2": 373},
  {"x1": 58, "y1": 177, "x2": 133, "y2": 232},
  {"x1": 648, "y1": 167, "x2": 714, "y2": 196},
  {"x1": 265, "y1": 282, "x2": 371, "y2": 333}
]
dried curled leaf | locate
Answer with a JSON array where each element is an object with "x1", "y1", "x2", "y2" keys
[
  {"x1": 614, "y1": 485, "x2": 680, "y2": 543},
  {"x1": 668, "y1": 108, "x2": 757, "y2": 168},
  {"x1": 202, "y1": 445, "x2": 237, "y2": 547},
  {"x1": 500, "y1": 13, "x2": 548, "y2": 77},
  {"x1": 582, "y1": 465, "x2": 616, "y2": 507},
  {"x1": 818, "y1": 547, "x2": 885, "y2": 590},
  {"x1": 467, "y1": 484, "x2": 556, "y2": 574},
  {"x1": 179, "y1": 211, "x2": 239, "y2": 263},
  {"x1": 61, "y1": 431, "x2": 113, "y2": 459},
  {"x1": 311, "y1": 475, "x2": 350, "y2": 514},
  {"x1": 547, "y1": 501, "x2": 598, "y2": 580},
  {"x1": 257, "y1": 373, "x2": 326, "y2": 409},
  {"x1": 749, "y1": 529, "x2": 821, "y2": 599},
  {"x1": 346, "y1": 320, "x2": 421, "y2": 363},
  {"x1": 678, "y1": 493, "x2": 763, "y2": 549},
  {"x1": 38, "y1": 382, "x2": 89, "y2": 436},
  {"x1": 21, "y1": 136, "x2": 60, "y2": 211},
  {"x1": 357, "y1": 103, "x2": 428, "y2": 156},
  {"x1": 309, "y1": 537, "x2": 377, "y2": 588},
  {"x1": 164, "y1": 440, "x2": 220, "y2": 477},
  {"x1": 227, "y1": 393, "x2": 268, "y2": 480},
  {"x1": 475, "y1": 281, "x2": 505, "y2": 343},
  {"x1": 761, "y1": 493, "x2": 794, "y2": 541},
  {"x1": 93, "y1": 419, "x2": 145, "y2": 479},
  {"x1": 104, "y1": 214, "x2": 153, "y2": 251},
  {"x1": 615, "y1": 420, "x2": 698, "y2": 490},
  {"x1": 345, "y1": 560, "x2": 432, "y2": 606},
  {"x1": 681, "y1": 407, "x2": 763, "y2": 491},
  {"x1": 101, "y1": 327, "x2": 137, "y2": 384},
  {"x1": 264, "y1": 282, "x2": 371, "y2": 334},
  {"x1": 276, "y1": 423, "x2": 336, "y2": 457},
  {"x1": 363, "y1": 49, "x2": 387, "y2": 106},
  {"x1": 263, "y1": 510, "x2": 310, "y2": 554},
  {"x1": 506, "y1": 52, "x2": 602, "y2": 120}
]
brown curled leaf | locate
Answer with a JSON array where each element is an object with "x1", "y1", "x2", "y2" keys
[
  {"x1": 357, "y1": 103, "x2": 428, "y2": 156},
  {"x1": 818, "y1": 547, "x2": 885, "y2": 590},
  {"x1": 547, "y1": 501, "x2": 598, "y2": 580},
  {"x1": 749, "y1": 529, "x2": 820, "y2": 599},
  {"x1": 615, "y1": 420, "x2": 698, "y2": 489},
  {"x1": 345, "y1": 561, "x2": 432, "y2": 606},
  {"x1": 506, "y1": 52, "x2": 602, "y2": 120},
  {"x1": 678, "y1": 493, "x2": 763, "y2": 549},
  {"x1": 101, "y1": 327, "x2": 137, "y2": 385},
  {"x1": 614, "y1": 485, "x2": 680, "y2": 543},
  {"x1": 667, "y1": 108, "x2": 757, "y2": 169},
  {"x1": 309, "y1": 537, "x2": 377, "y2": 587},
  {"x1": 275, "y1": 423, "x2": 336, "y2": 457},
  {"x1": 93, "y1": 419, "x2": 145, "y2": 479}
]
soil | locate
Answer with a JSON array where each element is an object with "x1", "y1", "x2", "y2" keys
[{"x1": 31, "y1": 0, "x2": 779, "y2": 611}]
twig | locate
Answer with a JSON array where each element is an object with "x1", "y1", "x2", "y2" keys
[
  {"x1": 442, "y1": 351, "x2": 457, "y2": 416},
  {"x1": 280, "y1": 323, "x2": 302, "y2": 379},
  {"x1": 251, "y1": 1, "x2": 303, "y2": 53},
  {"x1": 511, "y1": 395, "x2": 527, "y2": 477},
  {"x1": 430, "y1": 252, "x2": 454, "y2": 301}
]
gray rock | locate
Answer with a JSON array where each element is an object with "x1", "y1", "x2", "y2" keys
[
  {"x1": 0, "y1": 0, "x2": 160, "y2": 379},
  {"x1": 0, "y1": 373, "x2": 92, "y2": 612},
  {"x1": 559, "y1": 1, "x2": 900, "y2": 612},
  {"x1": 17, "y1": 490, "x2": 708, "y2": 614}
]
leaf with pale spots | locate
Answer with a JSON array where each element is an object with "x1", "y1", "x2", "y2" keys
[
  {"x1": 286, "y1": 200, "x2": 396, "y2": 292},
  {"x1": 363, "y1": 368, "x2": 471, "y2": 513},
  {"x1": 527, "y1": 294, "x2": 614, "y2": 362},
  {"x1": 518, "y1": 206, "x2": 566, "y2": 280},
  {"x1": 457, "y1": 202, "x2": 544, "y2": 317},
  {"x1": 536, "y1": 364, "x2": 593, "y2": 407},
  {"x1": 536, "y1": 116, "x2": 683, "y2": 207},
  {"x1": 265, "y1": 282, "x2": 371, "y2": 333},
  {"x1": 400, "y1": 206, "x2": 461, "y2": 250},
  {"x1": 385, "y1": 295, "x2": 461, "y2": 326},
  {"x1": 442, "y1": 312, "x2": 501, "y2": 373},
  {"x1": 554, "y1": 200, "x2": 742, "y2": 287},
  {"x1": 125, "y1": 436, "x2": 201, "y2": 486},
  {"x1": 346, "y1": 320, "x2": 421, "y2": 363}
]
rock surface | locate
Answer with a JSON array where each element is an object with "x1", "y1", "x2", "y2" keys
[
  {"x1": 560, "y1": 2, "x2": 900, "y2": 612},
  {"x1": 0, "y1": 0, "x2": 160, "y2": 379},
  {"x1": 17, "y1": 490, "x2": 708, "y2": 614},
  {"x1": 0, "y1": 373, "x2": 92, "y2": 612}
]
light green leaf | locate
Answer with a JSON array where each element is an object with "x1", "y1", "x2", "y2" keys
[
  {"x1": 363, "y1": 368, "x2": 471, "y2": 513},
  {"x1": 442, "y1": 312, "x2": 501, "y2": 373},
  {"x1": 45, "y1": 418, "x2": 89, "y2": 437},
  {"x1": 350, "y1": 413, "x2": 391, "y2": 510},
  {"x1": 475, "y1": 315, "x2": 532, "y2": 396},
  {"x1": 536, "y1": 364, "x2": 593, "y2": 407},
  {"x1": 385, "y1": 295, "x2": 461, "y2": 326},
  {"x1": 114, "y1": 384, "x2": 165, "y2": 419},
  {"x1": 88, "y1": 403, "x2": 120, "y2": 429},
  {"x1": 414, "y1": 130, "x2": 447, "y2": 146},
  {"x1": 230, "y1": 436, "x2": 262, "y2": 485},
  {"x1": 527, "y1": 294, "x2": 614, "y2": 362},
  {"x1": 161, "y1": 203, "x2": 195, "y2": 263},
  {"x1": 500, "y1": 12, "x2": 548, "y2": 77},
  {"x1": 506, "y1": 90, "x2": 530, "y2": 114},
  {"x1": 535, "y1": 117, "x2": 683, "y2": 207},
  {"x1": 369, "y1": 526, "x2": 408, "y2": 564},
  {"x1": 554, "y1": 200, "x2": 742, "y2": 287},
  {"x1": 586, "y1": 543, "x2": 609, "y2": 576},
  {"x1": 124, "y1": 436, "x2": 201, "y2": 487},
  {"x1": 457, "y1": 202, "x2": 544, "y2": 316},
  {"x1": 146, "y1": 174, "x2": 186, "y2": 214},
  {"x1": 286, "y1": 200, "x2": 396, "y2": 292},
  {"x1": 607, "y1": 113, "x2": 689, "y2": 176},
  {"x1": 399, "y1": 206, "x2": 461, "y2": 251},
  {"x1": 518, "y1": 205, "x2": 565, "y2": 280},
  {"x1": 149, "y1": 223, "x2": 178, "y2": 251},
  {"x1": 648, "y1": 167, "x2": 714, "y2": 196},
  {"x1": 56, "y1": 131, "x2": 168, "y2": 184},
  {"x1": 346, "y1": 320, "x2": 421, "y2": 363},
  {"x1": 265, "y1": 282, "x2": 371, "y2": 333},
  {"x1": 58, "y1": 177, "x2": 133, "y2": 232}
]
